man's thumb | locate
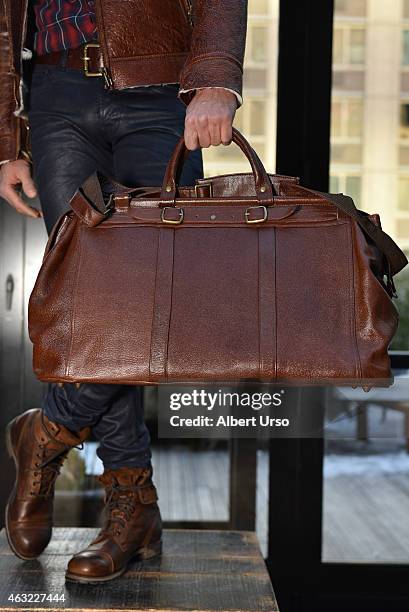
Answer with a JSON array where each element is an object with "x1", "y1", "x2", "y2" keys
[{"x1": 21, "y1": 174, "x2": 37, "y2": 199}]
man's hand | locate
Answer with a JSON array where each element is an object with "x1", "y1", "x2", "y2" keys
[
  {"x1": 184, "y1": 88, "x2": 238, "y2": 150},
  {"x1": 0, "y1": 159, "x2": 42, "y2": 218}
]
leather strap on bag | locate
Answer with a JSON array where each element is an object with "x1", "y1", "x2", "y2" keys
[
  {"x1": 160, "y1": 129, "x2": 407, "y2": 277},
  {"x1": 68, "y1": 174, "x2": 107, "y2": 227},
  {"x1": 310, "y1": 189, "x2": 408, "y2": 277},
  {"x1": 70, "y1": 134, "x2": 407, "y2": 278},
  {"x1": 149, "y1": 228, "x2": 175, "y2": 380}
]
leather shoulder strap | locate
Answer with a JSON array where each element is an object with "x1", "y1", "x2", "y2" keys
[
  {"x1": 312, "y1": 189, "x2": 408, "y2": 277},
  {"x1": 68, "y1": 173, "x2": 109, "y2": 227}
]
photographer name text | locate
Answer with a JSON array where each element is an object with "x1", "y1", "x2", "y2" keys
[{"x1": 169, "y1": 415, "x2": 290, "y2": 428}]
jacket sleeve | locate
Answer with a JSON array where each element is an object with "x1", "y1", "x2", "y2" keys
[
  {"x1": 0, "y1": 6, "x2": 20, "y2": 165},
  {"x1": 0, "y1": 82, "x2": 20, "y2": 165},
  {"x1": 178, "y1": 0, "x2": 248, "y2": 107}
]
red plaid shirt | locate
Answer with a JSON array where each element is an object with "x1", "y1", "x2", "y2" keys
[{"x1": 33, "y1": 0, "x2": 97, "y2": 55}]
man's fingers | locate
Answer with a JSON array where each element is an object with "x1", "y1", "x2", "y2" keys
[
  {"x1": 195, "y1": 115, "x2": 211, "y2": 148},
  {"x1": 184, "y1": 123, "x2": 200, "y2": 151},
  {"x1": 184, "y1": 113, "x2": 201, "y2": 150},
  {"x1": 0, "y1": 159, "x2": 42, "y2": 217},
  {"x1": 209, "y1": 119, "x2": 222, "y2": 146},
  {"x1": 185, "y1": 112, "x2": 212, "y2": 149},
  {"x1": 184, "y1": 87, "x2": 236, "y2": 149},
  {"x1": 21, "y1": 173, "x2": 38, "y2": 199},
  {"x1": 2, "y1": 187, "x2": 42, "y2": 218},
  {"x1": 221, "y1": 121, "x2": 233, "y2": 146}
]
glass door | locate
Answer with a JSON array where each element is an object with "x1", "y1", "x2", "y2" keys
[
  {"x1": 268, "y1": 1, "x2": 409, "y2": 610},
  {"x1": 323, "y1": 0, "x2": 409, "y2": 567}
]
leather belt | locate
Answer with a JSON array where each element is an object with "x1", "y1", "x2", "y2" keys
[{"x1": 35, "y1": 43, "x2": 112, "y2": 86}]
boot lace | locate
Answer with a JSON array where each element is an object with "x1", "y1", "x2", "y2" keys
[
  {"x1": 100, "y1": 484, "x2": 138, "y2": 538},
  {"x1": 30, "y1": 440, "x2": 84, "y2": 497}
]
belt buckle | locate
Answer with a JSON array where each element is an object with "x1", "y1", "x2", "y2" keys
[{"x1": 83, "y1": 43, "x2": 103, "y2": 78}]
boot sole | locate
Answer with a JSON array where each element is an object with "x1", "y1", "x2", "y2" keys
[
  {"x1": 4, "y1": 420, "x2": 39, "y2": 561},
  {"x1": 65, "y1": 540, "x2": 163, "y2": 584}
]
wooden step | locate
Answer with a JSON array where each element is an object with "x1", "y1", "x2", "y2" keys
[{"x1": 0, "y1": 528, "x2": 278, "y2": 611}]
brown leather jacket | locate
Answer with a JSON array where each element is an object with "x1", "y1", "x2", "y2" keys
[{"x1": 0, "y1": 0, "x2": 248, "y2": 164}]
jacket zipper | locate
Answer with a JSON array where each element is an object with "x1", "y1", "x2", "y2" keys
[
  {"x1": 94, "y1": 0, "x2": 114, "y2": 89},
  {"x1": 14, "y1": 0, "x2": 30, "y2": 157},
  {"x1": 180, "y1": 0, "x2": 194, "y2": 27},
  {"x1": 21, "y1": 0, "x2": 29, "y2": 70}
]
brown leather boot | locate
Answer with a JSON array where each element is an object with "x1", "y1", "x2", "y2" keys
[
  {"x1": 65, "y1": 467, "x2": 162, "y2": 583},
  {"x1": 5, "y1": 408, "x2": 90, "y2": 560}
]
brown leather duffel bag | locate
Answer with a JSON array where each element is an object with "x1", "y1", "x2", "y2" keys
[{"x1": 28, "y1": 129, "x2": 407, "y2": 387}]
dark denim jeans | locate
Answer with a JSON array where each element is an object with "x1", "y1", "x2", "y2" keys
[{"x1": 28, "y1": 61, "x2": 203, "y2": 469}]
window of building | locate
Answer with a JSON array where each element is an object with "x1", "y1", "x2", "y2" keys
[
  {"x1": 403, "y1": 30, "x2": 409, "y2": 65},
  {"x1": 331, "y1": 101, "x2": 342, "y2": 138},
  {"x1": 398, "y1": 176, "x2": 409, "y2": 211},
  {"x1": 349, "y1": 29, "x2": 366, "y2": 64},
  {"x1": 347, "y1": 100, "x2": 363, "y2": 136},
  {"x1": 331, "y1": 143, "x2": 362, "y2": 164},
  {"x1": 249, "y1": 100, "x2": 266, "y2": 136},
  {"x1": 331, "y1": 98, "x2": 363, "y2": 139},
  {"x1": 334, "y1": 0, "x2": 366, "y2": 17},
  {"x1": 345, "y1": 176, "x2": 361, "y2": 201},
  {"x1": 330, "y1": 175, "x2": 361, "y2": 204},
  {"x1": 232, "y1": 99, "x2": 266, "y2": 138},
  {"x1": 333, "y1": 27, "x2": 366, "y2": 66},
  {"x1": 250, "y1": 26, "x2": 268, "y2": 63},
  {"x1": 333, "y1": 29, "x2": 343, "y2": 65},
  {"x1": 400, "y1": 103, "x2": 409, "y2": 139},
  {"x1": 399, "y1": 145, "x2": 409, "y2": 165},
  {"x1": 330, "y1": 175, "x2": 340, "y2": 193},
  {"x1": 251, "y1": 0, "x2": 269, "y2": 15}
]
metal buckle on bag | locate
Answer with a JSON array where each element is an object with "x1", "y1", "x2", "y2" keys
[
  {"x1": 195, "y1": 181, "x2": 213, "y2": 198},
  {"x1": 245, "y1": 205, "x2": 268, "y2": 224},
  {"x1": 83, "y1": 43, "x2": 104, "y2": 77},
  {"x1": 161, "y1": 207, "x2": 184, "y2": 225}
]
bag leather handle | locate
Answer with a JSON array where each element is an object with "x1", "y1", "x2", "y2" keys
[{"x1": 160, "y1": 127, "x2": 277, "y2": 205}]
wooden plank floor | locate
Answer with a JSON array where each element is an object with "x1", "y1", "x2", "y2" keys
[
  {"x1": 323, "y1": 453, "x2": 409, "y2": 563},
  {"x1": 0, "y1": 528, "x2": 278, "y2": 612},
  {"x1": 78, "y1": 443, "x2": 409, "y2": 564}
]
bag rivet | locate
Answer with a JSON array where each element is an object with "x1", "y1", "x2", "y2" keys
[
  {"x1": 165, "y1": 185, "x2": 172, "y2": 193},
  {"x1": 210, "y1": 214, "x2": 216, "y2": 220},
  {"x1": 260, "y1": 185, "x2": 266, "y2": 193}
]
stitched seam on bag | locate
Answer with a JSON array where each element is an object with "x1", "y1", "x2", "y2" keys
[
  {"x1": 149, "y1": 230, "x2": 161, "y2": 380},
  {"x1": 165, "y1": 230, "x2": 176, "y2": 381},
  {"x1": 348, "y1": 222, "x2": 362, "y2": 381},
  {"x1": 72, "y1": 199, "x2": 87, "y2": 225},
  {"x1": 65, "y1": 226, "x2": 84, "y2": 379},
  {"x1": 258, "y1": 229, "x2": 261, "y2": 378},
  {"x1": 274, "y1": 227, "x2": 278, "y2": 383}
]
